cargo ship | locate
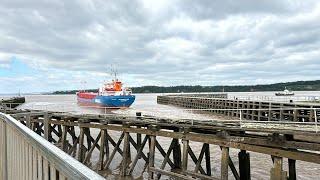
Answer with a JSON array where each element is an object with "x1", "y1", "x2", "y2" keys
[{"x1": 76, "y1": 77, "x2": 135, "y2": 108}]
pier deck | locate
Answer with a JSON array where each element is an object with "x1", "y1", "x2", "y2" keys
[{"x1": 1, "y1": 105, "x2": 320, "y2": 179}]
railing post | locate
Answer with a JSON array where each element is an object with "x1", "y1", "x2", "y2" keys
[
  {"x1": 148, "y1": 125, "x2": 156, "y2": 179},
  {"x1": 314, "y1": 109, "x2": 318, "y2": 133},
  {"x1": 43, "y1": 112, "x2": 50, "y2": 140},
  {"x1": 0, "y1": 119, "x2": 8, "y2": 180},
  {"x1": 182, "y1": 128, "x2": 190, "y2": 172},
  {"x1": 240, "y1": 110, "x2": 242, "y2": 128}
]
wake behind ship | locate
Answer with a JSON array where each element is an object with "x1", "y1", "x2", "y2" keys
[{"x1": 76, "y1": 78, "x2": 135, "y2": 108}]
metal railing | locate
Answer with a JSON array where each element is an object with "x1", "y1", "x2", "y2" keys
[
  {"x1": 230, "y1": 95, "x2": 320, "y2": 103},
  {"x1": 0, "y1": 112, "x2": 105, "y2": 180}
]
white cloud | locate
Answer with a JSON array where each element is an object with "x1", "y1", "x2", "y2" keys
[{"x1": 0, "y1": 0, "x2": 320, "y2": 93}]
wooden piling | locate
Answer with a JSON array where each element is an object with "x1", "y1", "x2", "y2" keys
[
  {"x1": 98, "y1": 129, "x2": 106, "y2": 170},
  {"x1": 78, "y1": 127, "x2": 85, "y2": 162},
  {"x1": 172, "y1": 128, "x2": 182, "y2": 170},
  {"x1": 288, "y1": 159, "x2": 296, "y2": 180},
  {"x1": 238, "y1": 150, "x2": 250, "y2": 180},
  {"x1": 120, "y1": 130, "x2": 130, "y2": 176},
  {"x1": 148, "y1": 126, "x2": 156, "y2": 179},
  {"x1": 221, "y1": 146, "x2": 229, "y2": 180},
  {"x1": 182, "y1": 139, "x2": 189, "y2": 172},
  {"x1": 270, "y1": 156, "x2": 287, "y2": 180}
]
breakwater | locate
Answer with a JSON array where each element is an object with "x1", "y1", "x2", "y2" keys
[{"x1": 157, "y1": 94, "x2": 320, "y2": 122}]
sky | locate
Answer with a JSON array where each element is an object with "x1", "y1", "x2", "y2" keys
[{"x1": 1, "y1": 0, "x2": 320, "y2": 93}]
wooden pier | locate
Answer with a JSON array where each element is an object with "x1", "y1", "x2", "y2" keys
[
  {"x1": 157, "y1": 94, "x2": 320, "y2": 122},
  {"x1": 1, "y1": 107, "x2": 320, "y2": 179}
]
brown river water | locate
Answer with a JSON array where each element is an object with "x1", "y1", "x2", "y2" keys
[{"x1": 7, "y1": 92, "x2": 320, "y2": 179}]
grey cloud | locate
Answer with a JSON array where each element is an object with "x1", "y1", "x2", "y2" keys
[{"x1": 0, "y1": 0, "x2": 320, "y2": 91}]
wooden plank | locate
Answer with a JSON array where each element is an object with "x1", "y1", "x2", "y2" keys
[
  {"x1": 83, "y1": 132, "x2": 101, "y2": 164},
  {"x1": 104, "y1": 133, "x2": 124, "y2": 168},
  {"x1": 185, "y1": 170, "x2": 219, "y2": 180},
  {"x1": 98, "y1": 129, "x2": 106, "y2": 170},
  {"x1": 129, "y1": 135, "x2": 148, "y2": 162},
  {"x1": 270, "y1": 156, "x2": 287, "y2": 180},
  {"x1": 221, "y1": 146, "x2": 229, "y2": 180},
  {"x1": 32, "y1": 150, "x2": 37, "y2": 180},
  {"x1": 120, "y1": 131, "x2": 130, "y2": 176},
  {"x1": 106, "y1": 132, "x2": 123, "y2": 156},
  {"x1": 128, "y1": 135, "x2": 148, "y2": 175},
  {"x1": 156, "y1": 139, "x2": 175, "y2": 180},
  {"x1": 77, "y1": 127, "x2": 85, "y2": 162},
  {"x1": 50, "y1": 165, "x2": 56, "y2": 180},
  {"x1": 28, "y1": 144, "x2": 33, "y2": 180},
  {"x1": 148, "y1": 135, "x2": 156, "y2": 179},
  {"x1": 288, "y1": 159, "x2": 296, "y2": 180},
  {"x1": 150, "y1": 167, "x2": 194, "y2": 180},
  {"x1": 155, "y1": 139, "x2": 175, "y2": 168},
  {"x1": 43, "y1": 113, "x2": 49, "y2": 140},
  {"x1": 188, "y1": 145, "x2": 206, "y2": 174},
  {"x1": 172, "y1": 138, "x2": 181, "y2": 169},
  {"x1": 43, "y1": 158, "x2": 49, "y2": 180},
  {"x1": 38, "y1": 153, "x2": 43, "y2": 180},
  {"x1": 238, "y1": 150, "x2": 250, "y2": 180},
  {"x1": 194, "y1": 144, "x2": 206, "y2": 173},
  {"x1": 61, "y1": 125, "x2": 68, "y2": 152},
  {"x1": 182, "y1": 139, "x2": 189, "y2": 171},
  {"x1": 204, "y1": 144, "x2": 211, "y2": 176}
]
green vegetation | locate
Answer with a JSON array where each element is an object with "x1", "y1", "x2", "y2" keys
[{"x1": 52, "y1": 80, "x2": 320, "y2": 94}]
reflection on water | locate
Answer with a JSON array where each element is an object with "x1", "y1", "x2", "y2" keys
[{"x1": 15, "y1": 93, "x2": 320, "y2": 179}]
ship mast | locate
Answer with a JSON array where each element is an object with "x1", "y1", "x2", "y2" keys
[{"x1": 110, "y1": 65, "x2": 118, "y2": 81}]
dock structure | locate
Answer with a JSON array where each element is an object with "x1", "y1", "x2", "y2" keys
[
  {"x1": 1, "y1": 106, "x2": 320, "y2": 179},
  {"x1": 157, "y1": 94, "x2": 320, "y2": 122}
]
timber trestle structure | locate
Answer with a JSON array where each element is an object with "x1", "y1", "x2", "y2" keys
[
  {"x1": 1, "y1": 108, "x2": 320, "y2": 180},
  {"x1": 157, "y1": 94, "x2": 320, "y2": 122}
]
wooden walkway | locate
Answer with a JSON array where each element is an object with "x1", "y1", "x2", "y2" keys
[{"x1": 1, "y1": 107, "x2": 320, "y2": 180}]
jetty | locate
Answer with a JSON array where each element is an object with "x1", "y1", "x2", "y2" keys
[{"x1": 0, "y1": 94, "x2": 320, "y2": 179}]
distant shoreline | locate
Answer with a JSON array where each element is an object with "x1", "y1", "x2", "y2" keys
[{"x1": 50, "y1": 80, "x2": 320, "y2": 95}]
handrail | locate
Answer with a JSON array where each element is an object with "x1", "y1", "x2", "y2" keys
[{"x1": 0, "y1": 112, "x2": 105, "y2": 180}]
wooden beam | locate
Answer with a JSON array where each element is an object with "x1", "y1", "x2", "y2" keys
[
  {"x1": 194, "y1": 144, "x2": 206, "y2": 173},
  {"x1": 182, "y1": 139, "x2": 189, "y2": 171},
  {"x1": 128, "y1": 135, "x2": 148, "y2": 175},
  {"x1": 120, "y1": 131, "x2": 130, "y2": 176},
  {"x1": 288, "y1": 159, "x2": 296, "y2": 180},
  {"x1": 148, "y1": 135, "x2": 156, "y2": 179},
  {"x1": 77, "y1": 127, "x2": 85, "y2": 162},
  {"x1": 155, "y1": 139, "x2": 175, "y2": 168},
  {"x1": 221, "y1": 146, "x2": 229, "y2": 180},
  {"x1": 238, "y1": 150, "x2": 250, "y2": 180},
  {"x1": 270, "y1": 156, "x2": 287, "y2": 180},
  {"x1": 187, "y1": 145, "x2": 206, "y2": 174},
  {"x1": 204, "y1": 143, "x2": 211, "y2": 176},
  {"x1": 83, "y1": 132, "x2": 101, "y2": 164},
  {"x1": 98, "y1": 129, "x2": 106, "y2": 170},
  {"x1": 129, "y1": 135, "x2": 148, "y2": 162},
  {"x1": 104, "y1": 133, "x2": 124, "y2": 169}
]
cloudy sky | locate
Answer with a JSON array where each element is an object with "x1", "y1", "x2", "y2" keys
[{"x1": 1, "y1": 0, "x2": 320, "y2": 93}]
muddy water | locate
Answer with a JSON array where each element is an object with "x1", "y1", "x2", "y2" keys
[{"x1": 15, "y1": 93, "x2": 320, "y2": 179}]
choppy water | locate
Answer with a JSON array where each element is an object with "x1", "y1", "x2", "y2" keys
[{"x1": 4, "y1": 92, "x2": 320, "y2": 179}]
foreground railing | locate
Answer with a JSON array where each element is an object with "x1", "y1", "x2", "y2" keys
[{"x1": 0, "y1": 112, "x2": 104, "y2": 180}]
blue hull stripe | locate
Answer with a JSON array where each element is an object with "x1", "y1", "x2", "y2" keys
[{"x1": 77, "y1": 95, "x2": 135, "y2": 107}]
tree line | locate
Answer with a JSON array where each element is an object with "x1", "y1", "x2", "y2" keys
[{"x1": 52, "y1": 80, "x2": 320, "y2": 94}]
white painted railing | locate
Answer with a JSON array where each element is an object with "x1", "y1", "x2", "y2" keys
[
  {"x1": 0, "y1": 112, "x2": 105, "y2": 180},
  {"x1": 230, "y1": 95, "x2": 320, "y2": 103}
]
